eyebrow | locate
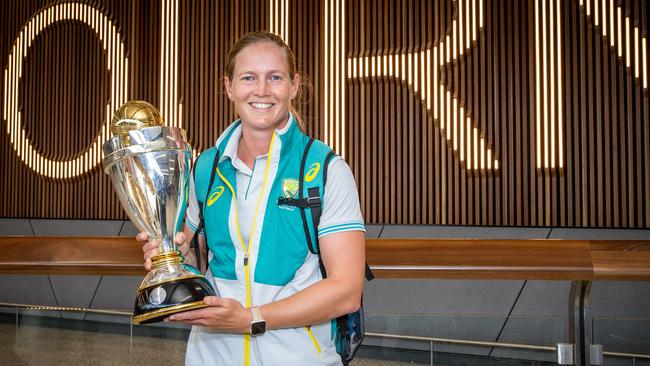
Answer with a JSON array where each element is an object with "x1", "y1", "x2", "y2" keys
[{"x1": 236, "y1": 70, "x2": 287, "y2": 76}]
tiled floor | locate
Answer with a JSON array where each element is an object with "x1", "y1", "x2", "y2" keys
[{"x1": 0, "y1": 323, "x2": 412, "y2": 365}]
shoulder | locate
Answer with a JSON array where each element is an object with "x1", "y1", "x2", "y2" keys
[
  {"x1": 323, "y1": 157, "x2": 355, "y2": 194},
  {"x1": 297, "y1": 139, "x2": 337, "y2": 188},
  {"x1": 303, "y1": 139, "x2": 336, "y2": 171},
  {"x1": 318, "y1": 156, "x2": 365, "y2": 237},
  {"x1": 195, "y1": 119, "x2": 242, "y2": 173},
  {"x1": 325, "y1": 156, "x2": 348, "y2": 176},
  {"x1": 215, "y1": 120, "x2": 241, "y2": 150},
  {"x1": 192, "y1": 147, "x2": 219, "y2": 201},
  {"x1": 194, "y1": 146, "x2": 219, "y2": 173},
  {"x1": 307, "y1": 139, "x2": 333, "y2": 156}
]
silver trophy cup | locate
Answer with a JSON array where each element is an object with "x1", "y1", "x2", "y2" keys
[{"x1": 102, "y1": 101, "x2": 215, "y2": 324}]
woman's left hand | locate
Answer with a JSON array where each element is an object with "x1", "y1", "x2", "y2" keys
[{"x1": 166, "y1": 296, "x2": 252, "y2": 333}]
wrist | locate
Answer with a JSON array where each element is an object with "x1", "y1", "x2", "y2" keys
[{"x1": 244, "y1": 307, "x2": 253, "y2": 330}]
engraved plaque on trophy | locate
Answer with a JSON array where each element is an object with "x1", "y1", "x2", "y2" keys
[{"x1": 102, "y1": 101, "x2": 215, "y2": 324}]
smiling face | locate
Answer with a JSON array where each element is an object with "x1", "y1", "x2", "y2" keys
[{"x1": 224, "y1": 41, "x2": 300, "y2": 133}]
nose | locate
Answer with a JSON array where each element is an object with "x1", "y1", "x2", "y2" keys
[{"x1": 254, "y1": 79, "x2": 270, "y2": 96}]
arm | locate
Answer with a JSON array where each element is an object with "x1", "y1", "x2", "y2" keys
[
  {"x1": 261, "y1": 230, "x2": 365, "y2": 327},
  {"x1": 167, "y1": 230, "x2": 366, "y2": 331}
]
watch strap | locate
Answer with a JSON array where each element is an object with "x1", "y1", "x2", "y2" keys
[
  {"x1": 249, "y1": 306, "x2": 266, "y2": 336},
  {"x1": 251, "y1": 306, "x2": 263, "y2": 322}
]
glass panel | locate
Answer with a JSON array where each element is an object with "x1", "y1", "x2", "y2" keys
[
  {"x1": 590, "y1": 281, "x2": 650, "y2": 366},
  {"x1": 0, "y1": 306, "x2": 188, "y2": 365},
  {"x1": 2, "y1": 280, "x2": 650, "y2": 366}
]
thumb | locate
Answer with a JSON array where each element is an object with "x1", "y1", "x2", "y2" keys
[{"x1": 174, "y1": 232, "x2": 186, "y2": 245}]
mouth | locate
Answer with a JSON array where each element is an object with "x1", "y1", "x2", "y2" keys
[{"x1": 249, "y1": 102, "x2": 275, "y2": 111}]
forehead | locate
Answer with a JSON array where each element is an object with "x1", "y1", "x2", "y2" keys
[{"x1": 234, "y1": 41, "x2": 289, "y2": 73}]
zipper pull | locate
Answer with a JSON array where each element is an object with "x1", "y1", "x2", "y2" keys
[{"x1": 243, "y1": 252, "x2": 249, "y2": 266}]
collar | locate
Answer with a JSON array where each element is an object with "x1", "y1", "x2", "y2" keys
[{"x1": 218, "y1": 113, "x2": 297, "y2": 165}]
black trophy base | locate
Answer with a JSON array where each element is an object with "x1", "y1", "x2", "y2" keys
[{"x1": 132, "y1": 275, "x2": 216, "y2": 325}]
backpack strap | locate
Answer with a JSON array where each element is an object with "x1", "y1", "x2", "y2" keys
[
  {"x1": 280, "y1": 140, "x2": 374, "y2": 281},
  {"x1": 306, "y1": 149, "x2": 336, "y2": 277},
  {"x1": 189, "y1": 150, "x2": 220, "y2": 272},
  {"x1": 275, "y1": 138, "x2": 320, "y2": 254},
  {"x1": 306, "y1": 187, "x2": 328, "y2": 277}
]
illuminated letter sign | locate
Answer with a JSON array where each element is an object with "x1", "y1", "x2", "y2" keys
[{"x1": 2, "y1": 3, "x2": 128, "y2": 179}]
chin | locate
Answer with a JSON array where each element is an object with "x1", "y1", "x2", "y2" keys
[
  {"x1": 242, "y1": 119, "x2": 274, "y2": 131},
  {"x1": 244, "y1": 114, "x2": 286, "y2": 130}
]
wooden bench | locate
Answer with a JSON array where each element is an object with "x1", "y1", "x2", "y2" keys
[
  {"x1": 0, "y1": 236, "x2": 649, "y2": 365},
  {"x1": 0, "y1": 237, "x2": 648, "y2": 280}
]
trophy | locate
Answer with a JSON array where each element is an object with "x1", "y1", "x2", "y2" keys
[{"x1": 102, "y1": 101, "x2": 215, "y2": 324}]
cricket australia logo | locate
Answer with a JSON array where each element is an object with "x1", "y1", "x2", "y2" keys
[
  {"x1": 279, "y1": 178, "x2": 299, "y2": 211},
  {"x1": 282, "y1": 178, "x2": 299, "y2": 199}
]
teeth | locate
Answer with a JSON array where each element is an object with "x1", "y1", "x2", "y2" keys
[{"x1": 251, "y1": 103, "x2": 273, "y2": 109}]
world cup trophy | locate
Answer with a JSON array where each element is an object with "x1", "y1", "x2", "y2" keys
[{"x1": 102, "y1": 101, "x2": 215, "y2": 324}]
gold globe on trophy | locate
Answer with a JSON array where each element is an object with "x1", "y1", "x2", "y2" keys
[
  {"x1": 110, "y1": 100, "x2": 165, "y2": 135},
  {"x1": 103, "y1": 101, "x2": 216, "y2": 324}
]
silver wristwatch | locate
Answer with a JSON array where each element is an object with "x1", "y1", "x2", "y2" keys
[{"x1": 250, "y1": 306, "x2": 266, "y2": 336}]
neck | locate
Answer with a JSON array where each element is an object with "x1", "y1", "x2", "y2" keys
[{"x1": 237, "y1": 126, "x2": 274, "y2": 169}]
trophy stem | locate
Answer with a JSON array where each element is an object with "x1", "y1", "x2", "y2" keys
[
  {"x1": 151, "y1": 251, "x2": 183, "y2": 269},
  {"x1": 159, "y1": 236, "x2": 176, "y2": 254}
]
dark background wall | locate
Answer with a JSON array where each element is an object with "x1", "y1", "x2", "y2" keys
[{"x1": 1, "y1": 0, "x2": 649, "y2": 227}]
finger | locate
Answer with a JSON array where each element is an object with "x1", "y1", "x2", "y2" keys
[
  {"x1": 174, "y1": 232, "x2": 186, "y2": 245},
  {"x1": 202, "y1": 296, "x2": 223, "y2": 307},
  {"x1": 136, "y1": 232, "x2": 150, "y2": 243},
  {"x1": 142, "y1": 240, "x2": 160, "y2": 253},
  {"x1": 171, "y1": 318, "x2": 207, "y2": 327},
  {"x1": 144, "y1": 252, "x2": 158, "y2": 266},
  {"x1": 144, "y1": 247, "x2": 159, "y2": 260},
  {"x1": 169, "y1": 307, "x2": 214, "y2": 321}
]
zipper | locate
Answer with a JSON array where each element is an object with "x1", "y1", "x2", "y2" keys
[{"x1": 215, "y1": 133, "x2": 276, "y2": 366}]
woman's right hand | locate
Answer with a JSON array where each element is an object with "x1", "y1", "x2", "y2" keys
[
  {"x1": 137, "y1": 232, "x2": 159, "y2": 271},
  {"x1": 137, "y1": 232, "x2": 189, "y2": 271}
]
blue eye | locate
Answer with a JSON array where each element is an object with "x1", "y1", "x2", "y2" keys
[
  {"x1": 241, "y1": 75, "x2": 255, "y2": 81},
  {"x1": 270, "y1": 75, "x2": 283, "y2": 81}
]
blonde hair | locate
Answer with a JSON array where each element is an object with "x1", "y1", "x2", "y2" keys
[{"x1": 225, "y1": 31, "x2": 307, "y2": 131}]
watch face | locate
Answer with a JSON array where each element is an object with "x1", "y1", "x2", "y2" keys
[{"x1": 251, "y1": 320, "x2": 266, "y2": 336}]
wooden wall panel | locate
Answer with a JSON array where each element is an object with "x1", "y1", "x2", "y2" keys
[
  {"x1": 0, "y1": 0, "x2": 267, "y2": 219},
  {"x1": 0, "y1": 0, "x2": 649, "y2": 228},
  {"x1": 0, "y1": 0, "x2": 135, "y2": 220},
  {"x1": 346, "y1": 0, "x2": 649, "y2": 227}
]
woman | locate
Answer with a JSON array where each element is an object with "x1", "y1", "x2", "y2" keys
[{"x1": 138, "y1": 31, "x2": 366, "y2": 365}]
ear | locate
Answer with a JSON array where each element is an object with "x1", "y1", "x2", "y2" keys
[
  {"x1": 290, "y1": 74, "x2": 301, "y2": 100},
  {"x1": 224, "y1": 76, "x2": 234, "y2": 100}
]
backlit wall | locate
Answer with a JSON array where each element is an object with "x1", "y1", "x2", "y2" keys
[{"x1": 1, "y1": 0, "x2": 649, "y2": 227}]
